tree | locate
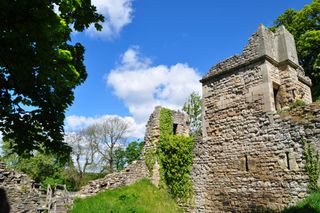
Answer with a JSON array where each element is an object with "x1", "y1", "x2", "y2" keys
[
  {"x1": 114, "y1": 147, "x2": 126, "y2": 171},
  {"x1": 271, "y1": 0, "x2": 320, "y2": 100},
  {"x1": 125, "y1": 141, "x2": 145, "y2": 164},
  {"x1": 182, "y1": 92, "x2": 202, "y2": 137},
  {"x1": 65, "y1": 126, "x2": 98, "y2": 178},
  {"x1": 0, "y1": 141, "x2": 75, "y2": 189},
  {"x1": 0, "y1": 0, "x2": 104, "y2": 158},
  {"x1": 95, "y1": 117, "x2": 130, "y2": 173}
]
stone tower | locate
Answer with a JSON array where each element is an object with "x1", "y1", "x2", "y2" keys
[
  {"x1": 142, "y1": 106, "x2": 189, "y2": 186},
  {"x1": 192, "y1": 25, "x2": 317, "y2": 212}
]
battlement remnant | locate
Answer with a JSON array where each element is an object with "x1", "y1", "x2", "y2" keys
[{"x1": 202, "y1": 24, "x2": 312, "y2": 113}]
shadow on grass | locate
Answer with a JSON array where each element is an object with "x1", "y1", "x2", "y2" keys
[
  {"x1": 248, "y1": 204, "x2": 319, "y2": 213},
  {"x1": 281, "y1": 204, "x2": 319, "y2": 213}
]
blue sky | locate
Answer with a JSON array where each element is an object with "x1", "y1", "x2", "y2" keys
[{"x1": 64, "y1": 0, "x2": 311, "y2": 138}]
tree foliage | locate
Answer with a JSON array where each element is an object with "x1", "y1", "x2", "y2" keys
[
  {"x1": 65, "y1": 117, "x2": 130, "y2": 174},
  {"x1": 0, "y1": 0, "x2": 104, "y2": 157},
  {"x1": 125, "y1": 141, "x2": 145, "y2": 164},
  {"x1": 96, "y1": 117, "x2": 130, "y2": 173},
  {"x1": 65, "y1": 127, "x2": 99, "y2": 178},
  {"x1": 271, "y1": 0, "x2": 320, "y2": 100},
  {"x1": 183, "y1": 92, "x2": 202, "y2": 137},
  {"x1": 114, "y1": 147, "x2": 126, "y2": 171},
  {"x1": 65, "y1": 121, "x2": 144, "y2": 176},
  {"x1": 1, "y1": 146, "x2": 76, "y2": 190}
]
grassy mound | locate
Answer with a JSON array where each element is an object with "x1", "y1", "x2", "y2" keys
[{"x1": 71, "y1": 179, "x2": 183, "y2": 213}]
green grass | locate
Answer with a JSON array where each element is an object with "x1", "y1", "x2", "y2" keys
[
  {"x1": 249, "y1": 193, "x2": 320, "y2": 213},
  {"x1": 281, "y1": 193, "x2": 320, "y2": 213},
  {"x1": 70, "y1": 179, "x2": 183, "y2": 213}
]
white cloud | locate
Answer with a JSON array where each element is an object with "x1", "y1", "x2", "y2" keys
[
  {"x1": 65, "y1": 114, "x2": 145, "y2": 138},
  {"x1": 65, "y1": 47, "x2": 201, "y2": 140},
  {"x1": 106, "y1": 46, "x2": 202, "y2": 123},
  {"x1": 86, "y1": 0, "x2": 134, "y2": 39}
]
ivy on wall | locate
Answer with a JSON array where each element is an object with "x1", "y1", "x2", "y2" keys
[
  {"x1": 157, "y1": 108, "x2": 195, "y2": 200},
  {"x1": 302, "y1": 138, "x2": 320, "y2": 192},
  {"x1": 158, "y1": 134, "x2": 194, "y2": 199},
  {"x1": 145, "y1": 148, "x2": 156, "y2": 175},
  {"x1": 159, "y1": 108, "x2": 173, "y2": 135}
]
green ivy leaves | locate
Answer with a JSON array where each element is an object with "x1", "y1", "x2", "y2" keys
[{"x1": 157, "y1": 108, "x2": 194, "y2": 201}]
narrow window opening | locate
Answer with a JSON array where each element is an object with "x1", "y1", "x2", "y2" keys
[
  {"x1": 273, "y1": 84, "x2": 280, "y2": 110},
  {"x1": 245, "y1": 155, "x2": 249, "y2": 172},
  {"x1": 173, "y1": 123, "x2": 178, "y2": 135},
  {"x1": 292, "y1": 89, "x2": 296, "y2": 99},
  {"x1": 286, "y1": 152, "x2": 290, "y2": 170}
]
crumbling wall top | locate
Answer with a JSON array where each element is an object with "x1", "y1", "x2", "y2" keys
[{"x1": 202, "y1": 24, "x2": 307, "y2": 83}]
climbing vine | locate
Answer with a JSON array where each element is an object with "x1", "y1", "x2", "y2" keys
[
  {"x1": 158, "y1": 134, "x2": 194, "y2": 199},
  {"x1": 157, "y1": 108, "x2": 195, "y2": 200},
  {"x1": 145, "y1": 148, "x2": 156, "y2": 175},
  {"x1": 302, "y1": 138, "x2": 320, "y2": 192},
  {"x1": 159, "y1": 108, "x2": 173, "y2": 135}
]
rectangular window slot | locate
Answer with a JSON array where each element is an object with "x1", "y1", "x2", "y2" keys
[
  {"x1": 292, "y1": 89, "x2": 296, "y2": 99},
  {"x1": 173, "y1": 123, "x2": 178, "y2": 135},
  {"x1": 273, "y1": 84, "x2": 280, "y2": 110},
  {"x1": 245, "y1": 155, "x2": 249, "y2": 172},
  {"x1": 286, "y1": 152, "x2": 290, "y2": 170}
]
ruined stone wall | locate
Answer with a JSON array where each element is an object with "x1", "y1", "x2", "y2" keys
[
  {"x1": 193, "y1": 104, "x2": 320, "y2": 212},
  {"x1": 192, "y1": 25, "x2": 316, "y2": 212},
  {"x1": 0, "y1": 162, "x2": 44, "y2": 212},
  {"x1": 0, "y1": 162, "x2": 71, "y2": 213},
  {"x1": 142, "y1": 106, "x2": 189, "y2": 155},
  {"x1": 142, "y1": 106, "x2": 189, "y2": 186},
  {"x1": 142, "y1": 106, "x2": 161, "y2": 155},
  {"x1": 172, "y1": 110, "x2": 190, "y2": 136},
  {"x1": 78, "y1": 159, "x2": 149, "y2": 198}
]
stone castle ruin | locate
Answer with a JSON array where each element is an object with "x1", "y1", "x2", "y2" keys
[
  {"x1": 1, "y1": 25, "x2": 320, "y2": 213},
  {"x1": 0, "y1": 107, "x2": 189, "y2": 212},
  {"x1": 192, "y1": 25, "x2": 319, "y2": 212},
  {"x1": 78, "y1": 106, "x2": 189, "y2": 195}
]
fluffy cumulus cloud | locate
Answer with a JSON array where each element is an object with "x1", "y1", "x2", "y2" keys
[
  {"x1": 86, "y1": 0, "x2": 134, "y2": 39},
  {"x1": 65, "y1": 47, "x2": 201, "y2": 139},
  {"x1": 107, "y1": 46, "x2": 202, "y2": 123},
  {"x1": 65, "y1": 114, "x2": 145, "y2": 138}
]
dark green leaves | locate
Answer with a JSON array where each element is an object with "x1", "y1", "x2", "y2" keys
[{"x1": 0, "y1": 0, "x2": 103, "y2": 158}]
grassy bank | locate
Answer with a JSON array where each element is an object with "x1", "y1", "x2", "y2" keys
[
  {"x1": 281, "y1": 193, "x2": 320, "y2": 213},
  {"x1": 71, "y1": 179, "x2": 182, "y2": 213}
]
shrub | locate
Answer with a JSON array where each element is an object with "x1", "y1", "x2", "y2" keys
[
  {"x1": 158, "y1": 134, "x2": 194, "y2": 199},
  {"x1": 289, "y1": 99, "x2": 306, "y2": 110}
]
